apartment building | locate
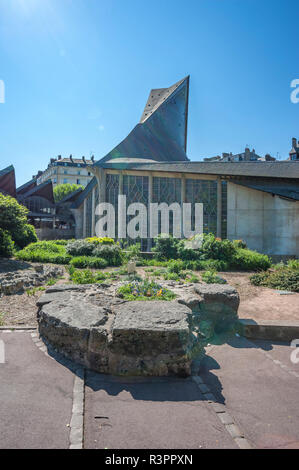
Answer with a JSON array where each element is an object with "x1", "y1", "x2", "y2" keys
[{"x1": 36, "y1": 156, "x2": 94, "y2": 187}]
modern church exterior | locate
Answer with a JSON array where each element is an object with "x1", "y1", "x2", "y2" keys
[{"x1": 70, "y1": 77, "x2": 299, "y2": 258}]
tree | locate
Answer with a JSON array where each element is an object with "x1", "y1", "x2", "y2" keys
[
  {"x1": 53, "y1": 183, "x2": 84, "y2": 203},
  {"x1": 0, "y1": 193, "x2": 37, "y2": 253}
]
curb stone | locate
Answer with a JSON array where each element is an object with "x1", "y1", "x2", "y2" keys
[{"x1": 192, "y1": 375, "x2": 253, "y2": 449}]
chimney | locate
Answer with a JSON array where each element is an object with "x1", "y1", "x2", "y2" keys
[
  {"x1": 91, "y1": 155, "x2": 95, "y2": 163},
  {"x1": 82, "y1": 156, "x2": 86, "y2": 164},
  {"x1": 58, "y1": 155, "x2": 62, "y2": 160},
  {"x1": 292, "y1": 137, "x2": 297, "y2": 149},
  {"x1": 70, "y1": 154, "x2": 74, "y2": 163}
]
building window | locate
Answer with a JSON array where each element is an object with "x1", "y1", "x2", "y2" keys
[
  {"x1": 63, "y1": 178, "x2": 67, "y2": 184},
  {"x1": 77, "y1": 179, "x2": 80, "y2": 184},
  {"x1": 78, "y1": 171, "x2": 81, "y2": 175},
  {"x1": 64, "y1": 170, "x2": 68, "y2": 174}
]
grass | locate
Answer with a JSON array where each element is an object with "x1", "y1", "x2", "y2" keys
[{"x1": 26, "y1": 286, "x2": 46, "y2": 296}]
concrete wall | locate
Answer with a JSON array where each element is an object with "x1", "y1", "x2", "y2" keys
[{"x1": 227, "y1": 182, "x2": 299, "y2": 257}]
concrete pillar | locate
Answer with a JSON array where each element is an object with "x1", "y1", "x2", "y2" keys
[
  {"x1": 83, "y1": 198, "x2": 87, "y2": 238},
  {"x1": 147, "y1": 174, "x2": 153, "y2": 251},
  {"x1": 217, "y1": 178, "x2": 222, "y2": 238},
  {"x1": 91, "y1": 187, "x2": 96, "y2": 236},
  {"x1": 181, "y1": 175, "x2": 186, "y2": 239}
]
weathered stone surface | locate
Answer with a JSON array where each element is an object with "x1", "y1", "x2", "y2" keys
[
  {"x1": 37, "y1": 291, "x2": 72, "y2": 307},
  {"x1": 0, "y1": 265, "x2": 64, "y2": 295},
  {"x1": 37, "y1": 282, "x2": 239, "y2": 377},
  {"x1": 194, "y1": 284, "x2": 240, "y2": 311},
  {"x1": 45, "y1": 284, "x2": 89, "y2": 293},
  {"x1": 194, "y1": 284, "x2": 240, "y2": 336},
  {"x1": 109, "y1": 301, "x2": 200, "y2": 376}
]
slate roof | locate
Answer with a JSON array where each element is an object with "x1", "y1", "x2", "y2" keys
[
  {"x1": 97, "y1": 161, "x2": 299, "y2": 179},
  {"x1": 0, "y1": 165, "x2": 16, "y2": 197},
  {"x1": 94, "y1": 77, "x2": 190, "y2": 165}
]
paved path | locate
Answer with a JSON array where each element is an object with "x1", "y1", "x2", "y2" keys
[
  {"x1": 200, "y1": 336, "x2": 299, "y2": 449},
  {"x1": 84, "y1": 372, "x2": 236, "y2": 449},
  {"x1": 0, "y1": 331, "x2": 299, "y2": 449},
  {"x1": 0, "y1": 331, "x2": 74, "y2": 449}
]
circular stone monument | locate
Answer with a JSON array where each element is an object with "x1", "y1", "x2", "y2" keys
[{"x1": 36, "y1": 282, "x2": 239, "y2": 377}]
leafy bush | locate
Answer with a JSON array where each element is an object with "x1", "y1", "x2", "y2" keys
[
  {"x1": 13, "y1": 224, "x2": 38, "y2": 249},
  {"x1": 117, "y1": 278, "x2": 176, "y2": 301},
  {"x1": 167, "y1": 260, "x2": 185, "y2": 274},
  {"x1": 92, "y1": 244, "x2": 123, "y2": 266},
  {"x1": 233, "y1": 239, "x2": 247, "y2": 249},
  {"x1": 201, "y1": 269, "x2": 226, "y2": 284},
  {"x1": 69, "y1": 269, "x2": 98, "y2": 284},
  {"x1": 201, "y1": 234, "x2": 236, "y2": 261},
  {"x1": 0, "y1": 193, "x2": 37, "y2": 249},
  {"x1": 231, "y1": 249, "x2": 271, "y2": 271},
  {"x1": 181, "y1": 259, "x2": 229, "y2": 272},
  {"x1": 152, "y1": 234, "x2": 180, "y2": 260},
  {"x1": 70, "y1": 256, "x2": 108, "y2": 269},
  {"x1": 250, "y1": 268, "x2": 299, "y2": 292},
  {"x1": 124, "y1": 243, "x2": 141, "y2": 261},
  {"x1": 16, "y1": 249, "x2": 71, "y2": 264},
  {"x1": 24, "y1": 241, "x2": 66, "y2": 254},
  {"x1": 0, "y1": 228, "x2": 14, "y2": 257},
  {"x1": 66, "y1": 240, "x2": 95, "y2": 256},
  {"x1": 85, "y1": 237, "x2": 115, "y2": 245},
  {"x1": 287, "y1": 259, "x2": 299, "y2": 270}
]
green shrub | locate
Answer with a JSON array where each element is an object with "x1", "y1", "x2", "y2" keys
[
  {"x1": 13, "y1": 224, "x2": 38, "y2": 249},
  {"x1": 250, "y1": 268, "x2": 299, "y2": 292},
  {"x1": 85, "y1": 237, "x2": 115, "y2": 245},
  {"x1": 167, "y1": 260, "x2": 185, "y2": 274},
  {"x1": 16, "y1": 248, "x2": 71, "y2": 265},
  {"x1": 201, "y1": 269, "x2": 226, "y2": 284},
  {"x1": 0, "y1": 228, "x2": 14, "y2": 257},
  {"x1": 201, "y1": 234, "x2": 236, "y2": 261},
  {"x1": 163, "y1": 272, "x2": 181, "y2": 281},
  {"x1": 181, "y1": 259, "x2": 229, "y2": 272},
  {"x1": 70, "y1": 256, "x2": 108, "y2": 269},
  {"x1": 233, "y1": 239, "x2": 247, "y2": 249},
  {"x1": 0, "y1": 193, "x2": 36, "y2": 249},
  {"x1": 66, "y1": 240, "x2": 95, "y2": 256},
  {"x1": 92, "y1": 244, "x2": 123, "y2": 266},
  {"x1": 231, "y1": 248, "x2": 271, "y2": 271},
  {"x1": 287, "y1": 259, "x2": 299, "y2": 270},
  {"x1": 152, "y1": 234, "x2": 179, "y2": 260},
  {"x1": 124, "y1": 242, "x2": 141, "y2": 261},
  {"x1": 69, "y1": 268, "x2": 109, "y2": 284},
  {"x1": 25, "y1": 241, "x2": 66, "y2": 254}
]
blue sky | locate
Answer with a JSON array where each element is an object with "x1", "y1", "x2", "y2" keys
[{"x1": 0, "y1": 0, "x2": 298, "y2": 186}]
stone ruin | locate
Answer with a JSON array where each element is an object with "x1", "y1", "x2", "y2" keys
[{"x1": 36, "y1": 282, "x2": 240, "y2": 377}]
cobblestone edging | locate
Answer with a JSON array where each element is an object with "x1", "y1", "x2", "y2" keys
[
  {"x1": 30, "y1": 332, "x2": 85, "y2": 449},
  {"x1": 191, "y1": 375, "x2": 253, "y2": 449}
]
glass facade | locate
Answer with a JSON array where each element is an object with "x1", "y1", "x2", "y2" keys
[
  {"x1": 221, "y1": 181, "x2": 227, "y2": 239},
  {"x1": 186, "y1": 179, "x2": 217, "y2": 235},
  {"x1": 123, "y1": 175, "x2": 149, "y2": 249},
  {"x1": 87, "y1": 172, "x2": 228, "y2": 247}
]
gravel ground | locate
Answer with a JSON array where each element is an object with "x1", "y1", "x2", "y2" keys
[{"x1": 0, "y1": 262, "x2": 298, "y2": 327}]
